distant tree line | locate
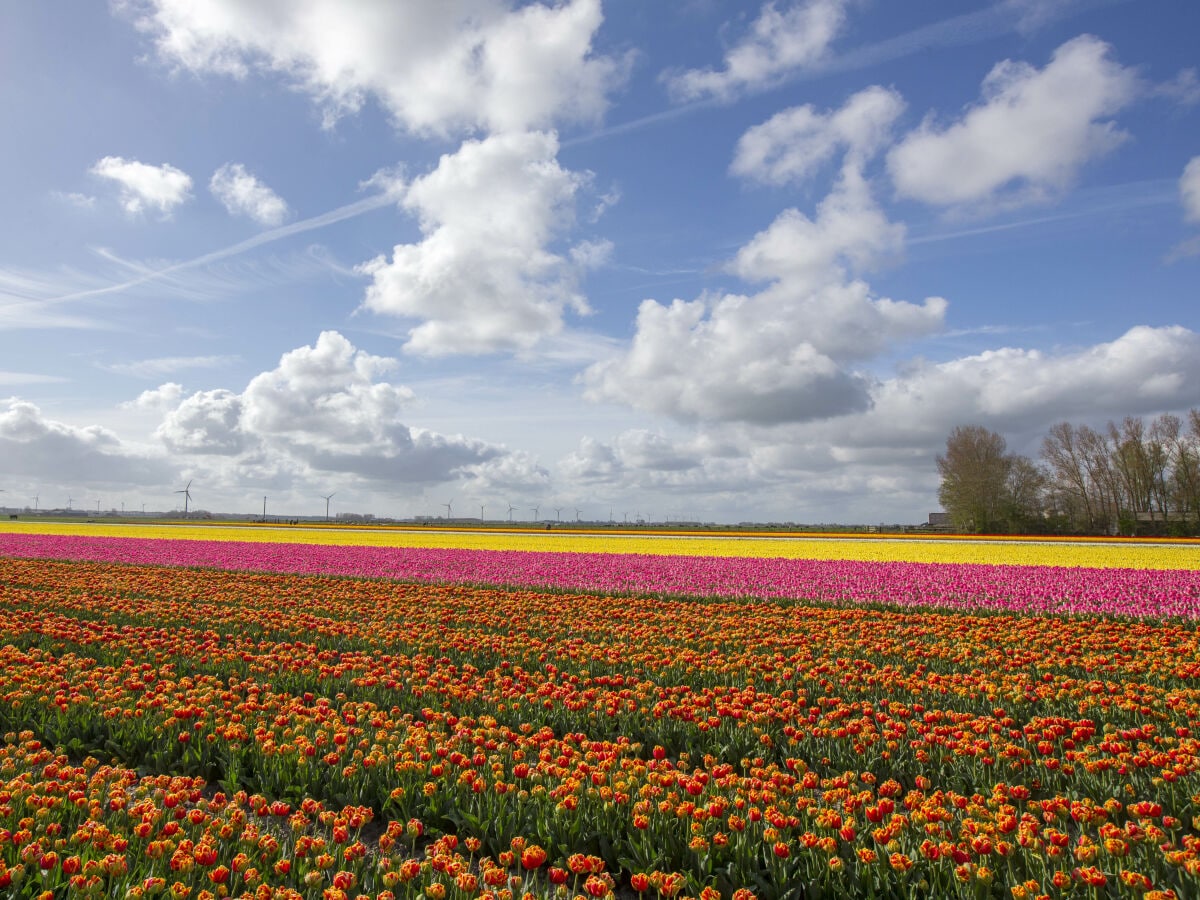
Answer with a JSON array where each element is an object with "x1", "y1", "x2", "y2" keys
[{"x1": 936, "y1": 410, "x2": 1200, "y2": 535}]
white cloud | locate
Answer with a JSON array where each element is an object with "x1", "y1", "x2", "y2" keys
[
  {"x1": 569, "y1": 238, "x2": 613, "y2": 269},
  {"x1": 732, "y1": 85, "x2": 905, "y2": 185},
  {"x1": 157, "y1": 389, "x2": 248, "y2": 455},
  {"x1": 560, "y1": 430, "x2": 707, "y2": 487},
  {"x1": 148, "y1": 331, "x2": 512, "y2": 485},
  {"x1": 90, "y1": 156, "x2": 193, "y2": 216},
  {"x1": 51, "y1": 191, "x2": 97, "y2": 209},
  {"x1": 359, "y1": 131, "x2": 595, "y2": 355},
  {"x1": 1155, "y1": 68, "x2": 1200, "y2": 106},
  {"x1": 121, "y1": 4, "x2": 620, "y2": 364},
  {"x1": 609, "y1": 430, "x2": 703, "y2": 473},
  {"x1": 564, "y1": 326, "x2": 1200, "y2": 522},
  {"x1": 459, "y1": 450, "x2": 551, "y2": 494},
  {"x1": 0, "y1": 397, "x2": 170, "y2": 485},
  {"x1": 584, "y1": 167, "x2": 945, "y2": 424},
  {"x1": 239, "y1": 331, "x2": 409, "y2": 444},
  {"x1": 1171, "y1": 156, "x2": 1200, "y2": 260},
  {"x1": 729, "y1": 167, "x2": 904, "y2": 285},
  {"x1": 210, "y1": 163, "x2": 289, "y2": 227},
  {"x1": 126, "y1": 382, "x2": 185, "y2": 411},
  {"x1": 1181, "y1": 156, "x2": 1200, "y2": 223},
  {"x1": 559, "y1": 436, "x2": 623, "y2": 484},
  {"x1": 108, "y1": 355, "x2": 239, "y2": 378},
  {"x1": 666, "y1": 0, "x2": 848, "y2": 102},
  {"x1": 558, "y1": 429, "x2": 790, "y2": 510},
  {"x1": 121, "y1": 0, "x2": 627, "y2": 135},
  {"x1": 590, "y1": 188, "x2": 620, "y2": 222},
  {"x1": 887, "y1": 35, "x2": 1138, "y2": 208},
  {"x1": 843, "y1": 326, "x2": 1200, "y2": 448}
]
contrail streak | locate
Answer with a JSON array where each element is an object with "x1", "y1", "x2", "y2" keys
[{"x1": 43, "y1": 191, "x2": 396, "y2": 304}]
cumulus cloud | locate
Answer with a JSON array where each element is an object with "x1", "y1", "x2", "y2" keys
[
  {"x1": 239, "y1": 331, "x2": 411, "y2": 447},
  {"x1": 607, "y1": 430, "x2": 703, "y2": 473},
  {"x1": 126, "y1": 382, "x2": 184, "y2": 411},
  {"x1": 121, "y1": 3, "x2": 623, "y2": 363},
  {"x1": 121, "y1": 0, "x2": 627, "y2": 135},
  {"x1": 851, "y1": 326, "x2": 1200, "y2": 444},
  {"x1": 559, "y1": 429, "x2": 782, "y2": 508},
  {"x1": 157, "y1": 389, "x2": 248, "y2": 455},
  {"x1": 210, "y1": 164, "x2": 289, "y2": 226},
  {"x1": 560, "y1": 430, "x2": 703, "y2": 484},
  {"x1": 584, "y1": 167, "x2": 946, "y2": 424},
  {"x1": 90, "y1": 156, "x2": 193, "y2": 216},
  {"x1": 887, "y1": 35, "x2": 1138, "y2": 208},
  {"x1": 665, "y1": 0, "x2": 848, "y2": 102},
  {"x1": 728, "y1": 167, "x2": 904, "y2": 286},
  {"x1": 558, "y1": 423, "x2": 939, "y2": 522},
  {"x1": 559, "y1": 436, "x2": 624, "y2": 484},
  {"x1": 731, "y1": 85, "x2": 905, "y2": 185},
  {"x1": 149, "y1": 331, "x2": 509, "y2": 484},
  {"x1": 565, "y1": 326, "x2": 1200, "y2": 522},
  {"x1": 1181, "y1": 156, "x2": 1200, "y2": 223},
  {"x1": 459, "y1": 450, "x2": 552, "y2": 495},
  {"x1": 359, "y1": 131, "x2": 595, "y2": 355},
  {"x1": 0, "y1": 397, "x2": 170, "y2": 485}
]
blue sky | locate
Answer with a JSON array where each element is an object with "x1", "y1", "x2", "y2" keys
[{"x1": 1, "y1": 0, "x2": 1198, "y2": 523}]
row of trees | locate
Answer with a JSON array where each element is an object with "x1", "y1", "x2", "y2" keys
[{"x1": 936, "y1": 409, "x2": 1200, "y2": 535}]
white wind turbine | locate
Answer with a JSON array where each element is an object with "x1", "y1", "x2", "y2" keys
[
  {"x1": 322, "y1": 492, "x2": 337, "y2": 522},
  {"x1": 507, "y1": 503, "x2": 517, "y2": 522},
  {"x1": 175, "y1": 480, "x2": 193, "y2": 516},
  {"x1": 443, "y1": 499, "x2": 453, "y2": 519}
]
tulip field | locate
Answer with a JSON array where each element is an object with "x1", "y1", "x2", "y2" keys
[{"x1": 0, "y1": 524, "x2": 1199, "y2": 899}]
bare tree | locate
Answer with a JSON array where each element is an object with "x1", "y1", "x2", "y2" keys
[
  {"x1": 945, "y1": 412, "x2": 1200, "y2": 536},
  {"x1": 1109, "y1": 418, "x2": 1152, "y2": 533},
  {"x1": 1005, "y1": 455, "x2": 1047, "y2": 529},
  {"x1": 1041, "y1": 422, "x2": 1094, "y2": 528},
  {"x1": 1041, "y1": 410, "x2": 1200, "y2": 534},
  {"x1": 1145, "y1": 415, "x2": 1173, "y2": 522},
  {"x1": 1078, "y1": 426, "x2": 1120, "y2": 534},
  {"x1": 1172, "y1": 411, "x2": 1200, "y2": 527}
]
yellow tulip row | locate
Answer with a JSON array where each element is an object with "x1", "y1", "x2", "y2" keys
[{"x1": 2, "y1": 520, "x2": 1197, "y2": 569}]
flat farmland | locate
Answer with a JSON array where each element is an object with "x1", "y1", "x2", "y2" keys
[{"x1": 1, "y1": 523, "x2": 1198, "y2": 899}]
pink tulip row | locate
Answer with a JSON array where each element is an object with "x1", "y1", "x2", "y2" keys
[{"x1": 1, "y1": 532, "x2": 1198, "y2": 619}]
